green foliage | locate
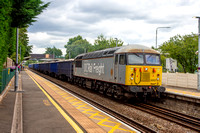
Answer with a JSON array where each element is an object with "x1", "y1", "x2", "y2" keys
[
  {"x1": 64, "y1": 34, "x2": 124, "y2": 59},
  {"x1": 10, "y1": 52, "x2": 21, "y2": 63},
  {"x1": 0, "y1": 0, "x2": 48, "y2": 76},
  {"x1": 0, "y1": 0, "x2": 13, "y2": 73},
  {"x1": 159, "y1": 33, "x2": 198, "y2": 73},
  {"x1": 19, "y1": 28, "x2": 32, "y2": 58},
  {"x1": 93, "y1": 34, "x2": 123, "y2": 51},
  {"x1": 24, "y1": 60, "x2": 38, "y2": 66},
  {"x1": 11, "y1": 0, "x2": 50, "y2": 28},
  {"x1": 67, "y1": 35, "x2": 83, "y2": 46},
  {"x1": 45, "y1": 46, "x2": 62, "y2": 58},
  {"x1": 65, "y1": 36, "x2": 92, "y2": 59}
]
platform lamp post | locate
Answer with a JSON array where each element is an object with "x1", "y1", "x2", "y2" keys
[
  {"x1": 193, "y1": 16, "x2": 200, "y2": 91},
  {"x1": 15, "y1": 28, "x2": 19, "y2": 92},
  {"x1": 156, "y1": 27, "x2": 170, "y2": 49}
]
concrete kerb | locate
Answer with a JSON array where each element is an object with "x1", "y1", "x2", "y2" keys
[{"x1": 11, "y1": 73, "x2": 23, "y2": 133}]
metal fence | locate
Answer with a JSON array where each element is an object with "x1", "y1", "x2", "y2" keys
[{"x1": 0, "y1": 68, "x2": 15, "y2": 93}]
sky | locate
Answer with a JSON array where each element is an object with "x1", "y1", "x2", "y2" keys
[{"x1": 28, "y1": 0, "x2": 200, "y2": 56}]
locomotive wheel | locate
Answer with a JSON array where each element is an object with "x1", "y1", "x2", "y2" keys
[
  {"x1": 82, "y1": 80, "x2": 86, "y2": 88},
  {"x1": 113, "y1": 86, "x2": 124, "y2": 100},
  {"x1": 98, "y1": 85, "x2": 104, "y2": 94},
  {"x1": 106, "y1": 87, "x2": 113, "y2": 97}
]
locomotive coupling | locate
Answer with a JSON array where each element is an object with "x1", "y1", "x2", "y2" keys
[{"x1": 157, "y1": 86, "x2": 165, "y2": 92}]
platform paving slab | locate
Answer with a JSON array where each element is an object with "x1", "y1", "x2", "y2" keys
[{"x1": 22, "y1": 71, "x2": 77, "y2": 133}]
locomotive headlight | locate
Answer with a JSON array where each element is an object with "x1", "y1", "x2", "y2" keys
[
  {"x1": 157, "y1": 78, "x2": 159, "y2": 81},
  {"x1": 130, "y1": 77, "x2": 133, "y2": 80},
  {"x1": 145, "y1": 67, "x2": 148, "y2": 71}
]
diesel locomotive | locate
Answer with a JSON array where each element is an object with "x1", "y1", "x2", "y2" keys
[{"x1": 29, "y1": 44, "x2": 165, "y2": 100}]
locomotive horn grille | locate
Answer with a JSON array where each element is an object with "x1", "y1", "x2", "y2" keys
[{"x1": 141, "y1": 72, "x2": 150, "y2": 82}]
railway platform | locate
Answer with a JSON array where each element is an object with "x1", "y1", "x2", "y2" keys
[
  {"x1": 0, "y1": 69, "x2": 199, "y2": 133},
  {"x1": 0, "y1": 70, "x2": 138, "y2": 133},
  {"x1": 164, "y1": 85, "x2": 200, "y2": 103}
]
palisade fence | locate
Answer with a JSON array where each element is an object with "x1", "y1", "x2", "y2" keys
[
  {"x1": 0, "y1": 68, "x2": 15, "y2": 93},
  {"x1": 162, "y1": 72, "x2": 197, "y2": 89}
]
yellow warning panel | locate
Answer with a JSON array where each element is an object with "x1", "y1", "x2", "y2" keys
[{"x1": 46, "y1": 82, "x2": 138, "y2": 133}]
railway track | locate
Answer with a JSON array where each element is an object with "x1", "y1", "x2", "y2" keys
[
  {"x1": 128, "y1": 103, "x2": 200, "y2": 132},
  {"x1": 30, "y1": 69, "x2": 156, "y2": 133}
]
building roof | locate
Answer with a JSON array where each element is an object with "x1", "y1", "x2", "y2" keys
[{"x1": 30, "y1": 54, "x2": 54, "y2": 59}]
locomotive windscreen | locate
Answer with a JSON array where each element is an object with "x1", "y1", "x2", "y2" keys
[
  {"x1": 145, "y1": 54, "x2": 160, "y2": 65},
  {"x1": 128, "y1": 53, "x2": 144, "y2": 65}
]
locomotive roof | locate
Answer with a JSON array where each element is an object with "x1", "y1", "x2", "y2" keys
[
  {"x1": 75, "y1": 44, "x2": 159, "y2": 60},
  {"x1": 115, "y1": 44, "x2": 159, "y2": 54}
]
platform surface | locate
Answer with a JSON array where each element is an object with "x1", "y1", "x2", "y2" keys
[
  {"x1": 26, "y1": 70, "x2": 137, "y2": 133},
  {"x1": 165, "y1": 86, "x2": 200, "y2": 99},
  {"x1": 0, "y1": 69, "x2": 200, "y2": 133},
  {"x1": 22, "y1": 70, "x2": 78, "y2": 133}
]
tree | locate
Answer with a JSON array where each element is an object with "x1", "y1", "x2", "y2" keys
[
  {"x1": 19, "y1": 28, "x2": 32, "y2": 58},
  {"x1": 65, "y1": 36, "x2": 92, "y2": 59},
  {"x1": 109, "y1": 37, "x2": 123, "y2": 48},
  {"x1": 10, "y1": 0, "x2": 50, "y2": 91},
  {"x1": 67, "y1": 35, "x2": 83, "y2": 46},
  {"x1": 159, "y1": 33, "x2": 198, "y2": 73},
  {"x1": 64, "y1": 34, "x2": 124, "y2": 59},
  {"x1": 10, "y1": 0, "x2": 50, "y2": 28},
  {"x1": 0, "y1": 0, "x2": 13, "y2": 71},
  {"x1": 45, "y1": 46, "x2": 62, "y2": 58},
  {"x1": 93, "y1": 34, "x2": 123, "y2": 51},
  {"x1": 9, "y1": 0, "x2": 49, "y2": 61}
]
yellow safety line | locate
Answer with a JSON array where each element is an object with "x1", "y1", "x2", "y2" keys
[{"x1": 27, "y1": 72, "x2": 84, "y2": 133}]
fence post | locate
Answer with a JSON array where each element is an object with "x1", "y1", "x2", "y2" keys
[
  {"x1": 166, "y1": 71, "x2": 168, "y2": 85},
  {"x1": 186, "y1": 73, "x2": 189, "y2": 88},
  {"x1": 176, "y1": 72, "x2": 178, "y2": 86}
]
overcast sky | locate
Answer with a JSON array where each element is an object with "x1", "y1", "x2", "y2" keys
[{"x1": 28, "y1": 0, "x2": 200, "y2": 55}]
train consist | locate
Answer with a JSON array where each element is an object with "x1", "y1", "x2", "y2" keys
[{"x1": 29, "y1": 45, "x2": 165, "y2": 100}]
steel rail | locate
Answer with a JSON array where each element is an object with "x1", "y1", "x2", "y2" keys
[{"x1": 128, "y1": 103, "x2": 200, "y2": 132}]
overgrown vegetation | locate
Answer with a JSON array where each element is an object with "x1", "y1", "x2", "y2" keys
[{"x1": 44, "y1": 46, "x2": 63, "y2": 58}]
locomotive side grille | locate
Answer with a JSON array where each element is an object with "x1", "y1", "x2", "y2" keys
[{"x1": 141, "y1": 72, "x2": 150, "y2": 82}]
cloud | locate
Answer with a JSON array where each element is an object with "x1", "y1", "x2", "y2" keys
[{"x1": 28, "y1": 0, "x2": 200, "y2": 55}]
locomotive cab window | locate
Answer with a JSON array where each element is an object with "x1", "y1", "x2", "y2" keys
[
  {"x1": 145, "y1": 54, "x2": 160, "y2": 65},
  {"x1": 119, "y1": 54, "x2": 126, "y2": 65},
  {"x1": 128, "y1": 53, "x2": 144, "y2": 65},
  {"x1": 75, "y1": 60, "x2": 82, "y2": 68}
]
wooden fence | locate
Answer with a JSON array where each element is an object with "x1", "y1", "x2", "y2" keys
[{"x1": 162, "y1": 72, "x2": 197, "y2": 89}]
